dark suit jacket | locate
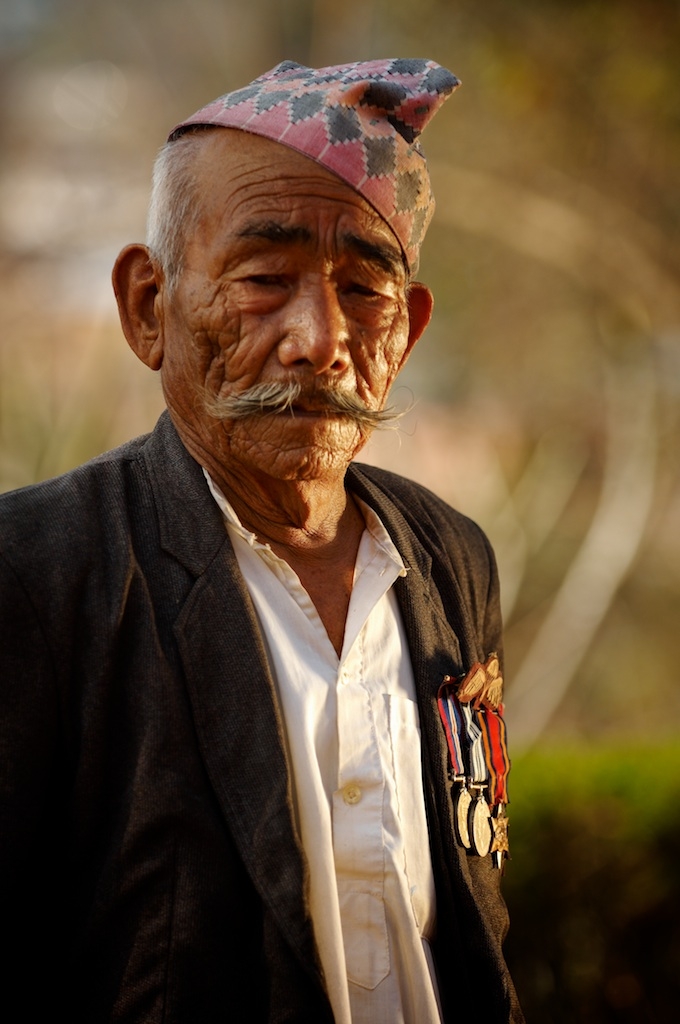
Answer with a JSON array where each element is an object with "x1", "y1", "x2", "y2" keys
[{"x1": 0, "y1": 412, "x2": 523, "y2": 1023}]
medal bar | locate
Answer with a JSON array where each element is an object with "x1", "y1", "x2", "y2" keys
[{"x1": 438, "y1": 655, "x2": 512, "y2": 868}]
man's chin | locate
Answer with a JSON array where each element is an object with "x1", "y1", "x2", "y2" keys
[{"x1": 224, "y1": 419, "x2": 369, "y2": 482}]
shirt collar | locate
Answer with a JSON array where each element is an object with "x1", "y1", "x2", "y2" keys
[{"x1": 203, "y1": 468, "x2": 407, "y2": 577}]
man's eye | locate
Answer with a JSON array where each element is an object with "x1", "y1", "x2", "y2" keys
[
  {"x1": 346, "y1": 282, "x2": 380, "y2": 297},
  {"x1": 246, "y1": 275, "x2": 285, "y2": 287}
]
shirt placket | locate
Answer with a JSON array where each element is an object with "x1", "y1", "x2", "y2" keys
[{"x1": 333, "y1": 634, "x2": 390, "y2": 989}]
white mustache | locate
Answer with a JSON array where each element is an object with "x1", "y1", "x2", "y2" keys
[{"x1": 204, "y1": 380, "x2": 403, "y2": 429}]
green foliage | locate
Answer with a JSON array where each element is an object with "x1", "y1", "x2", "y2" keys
[{"x1": 503, "y1": 744, "x2": 680, "y2": 1023}]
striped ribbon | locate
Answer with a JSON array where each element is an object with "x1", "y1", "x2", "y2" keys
[
  {"x1": 437, "y1": 686, "x2": 465, "y2": 777},
  {"x1": 438, "y1": 676, "x2": 510, "y2": 802},
  {"x1": 460, "y1": 703, "x2": 488, "y2": 784},
  {"x1": 478, "y1": 704, "x2": 510, "y2": 805}
]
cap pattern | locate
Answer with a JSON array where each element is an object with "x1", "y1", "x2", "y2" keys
[{"x1": 168, "y1": 59, "x2": 460, "y2": 269}]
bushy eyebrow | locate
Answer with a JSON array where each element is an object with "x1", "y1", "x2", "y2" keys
[
  {"x1": 341, "y1": 233, "x2": 405, "y2": 278},
  {"x1": 237, "y1": 220, "x2": 406, "y2": 278},
  {"x1": 238, "y1": 221, "x2": 312, "y2": 246}
]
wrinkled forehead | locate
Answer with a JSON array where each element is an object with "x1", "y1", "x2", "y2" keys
[{"x1": 184, "y1": 128, "x2": 408, "y2": 270}]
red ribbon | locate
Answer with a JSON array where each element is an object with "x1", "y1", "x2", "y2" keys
[{"x1": 479, "y1": 705, "x2": 510, "y2": 805}]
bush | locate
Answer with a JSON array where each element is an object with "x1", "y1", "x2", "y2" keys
[{"x1": 503, "y1": 744, "x2": 680, "y2": 1023}]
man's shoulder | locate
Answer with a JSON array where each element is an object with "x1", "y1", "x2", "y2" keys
[
  {"x1": 0, "y1": 430, "x2": 153, "y2": 534},
  {"x1": 0, "y1": 430, "x2": 165, "y2": 631},
  {"x1": 0, "y1": 411, "x2": 194, "y2": 526},
  {"x1": 0, "y1": 412, "x2": 221, "y2": 588}
]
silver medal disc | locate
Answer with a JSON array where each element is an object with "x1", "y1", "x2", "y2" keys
[
  {"x1": 468, "y1": 796, "x2": 493, "y2": 857},
  {"x1": 454, "y1": 787, "x2": 472, "y2": 848}
]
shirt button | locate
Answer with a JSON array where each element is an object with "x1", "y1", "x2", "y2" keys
[{"x1": 342, "y1": 784, "x2": 362, "y2": 805}]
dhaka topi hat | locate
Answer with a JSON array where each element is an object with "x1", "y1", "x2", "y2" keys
[{"x1": 168, "y1": 59, "x2": 460, "y2": 270}]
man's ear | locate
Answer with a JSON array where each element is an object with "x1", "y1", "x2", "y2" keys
[
  {"x1": 112, "y1": 244, "x2": 165, "y2": 370},
  {"x1": 404, "y1": 281, "x2": 434, "y2": 358}
]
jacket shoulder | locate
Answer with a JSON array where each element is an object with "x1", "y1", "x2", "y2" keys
[
  {"x1": 0, "y1": 430, "x2": 151, "y2": 519},
  {"x1": 0, "y1": 431, "x2": 156, "y2": 576},
  {"x1": 349, "y1": 461, "x2": 495, "y2": 564}
]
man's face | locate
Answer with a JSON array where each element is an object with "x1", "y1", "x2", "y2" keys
[{"x1": 154, "y1": 130, "x2": 430, "y2": 485}]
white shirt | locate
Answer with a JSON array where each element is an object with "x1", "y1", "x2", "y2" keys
[{"x1": 206, "y1": 473, "x2": 443, "y2": 1024}]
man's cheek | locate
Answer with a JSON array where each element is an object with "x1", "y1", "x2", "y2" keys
[
  {"x1": 357, "y1": 317, "x2": 408, "y2": 359},
  {"x1": 200, "y1": 308, "x2": 250, "y2": 385},
  {"x1": 356, "y1": 347, "x2": 404, "y2": 397}
]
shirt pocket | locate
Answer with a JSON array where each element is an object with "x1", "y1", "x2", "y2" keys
[{"x1": 336, "y1": 884, "x2": 389, "y2": 990}]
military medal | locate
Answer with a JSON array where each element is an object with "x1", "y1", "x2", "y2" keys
[
  {"x1": 490, "y1": 803, "x2": 510, "y2": 871},
  {"x1": 437, "y1": 676, "x2": 472, "y2": 848},
  {"x1": 468, "y1": 789, "x2": 493, "y2": 857},
  {"x1": 457, "y1": 653, "x2": 503, "y2": 710},
  {"x1": 460, "y1": 702, "x2": 492, "y2": 856},
  {"x1": 438, "y1": 654, "x2": 512, "y2": 869},
  {"x1": 454, "y1": 786, "x2": 472, "y2": 848},
  {"x1": 478, "y1": 707, "x2": 511, "y2": 871}
]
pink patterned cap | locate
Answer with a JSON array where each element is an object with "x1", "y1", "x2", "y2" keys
[{"x1": 168, "y1": 59, "x2": 460, "y2": 269}]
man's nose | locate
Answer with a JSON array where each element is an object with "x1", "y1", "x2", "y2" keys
[{"x1": 277, "y1": 280, "x2": 351, "y2": 374}]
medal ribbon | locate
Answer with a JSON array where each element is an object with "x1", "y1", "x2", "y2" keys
[
  {"x1": 460, "y1": 703, "x2": 487, "y2": 784},
  {"x1": 437, "y1": 684, "x2": 465, "y2": 777},
  {"x1": 478, "y1": 705, "x2": 510, "y2": 805}
]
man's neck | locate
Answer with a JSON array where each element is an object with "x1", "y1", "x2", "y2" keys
[
  {"x1": 214, "y1": 458, "x2": 349, "y2": 536},
  {"x1": 210, "y1": 466, "x2": 366, "y2": 658}
]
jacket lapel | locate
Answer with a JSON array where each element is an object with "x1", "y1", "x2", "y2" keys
[
  {"x1": 141, "y1": 414, "x2": 324, "y2": 987},
  {"x1": 346, "y1": 461, "x2": 467, "y2": 722},
  {"x1": 345, "y1": 464, "x2": 482, "y2": 891}
]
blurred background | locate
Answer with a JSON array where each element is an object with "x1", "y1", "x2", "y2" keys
[{"x1": 0, "y1": 0, "x2": 678, "y2": 1019}]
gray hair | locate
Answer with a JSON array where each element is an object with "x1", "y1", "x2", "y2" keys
[
  {"x1": 203, "y1": 379, "x2": 404, "y2": 429},
  {"x1": 146, "y1": 128, "x2": 216, "y2": 290}
]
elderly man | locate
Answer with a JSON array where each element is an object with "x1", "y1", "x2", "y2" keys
[{"x1": 0, "y1": 60, "x2": 522, "y2": 1022}]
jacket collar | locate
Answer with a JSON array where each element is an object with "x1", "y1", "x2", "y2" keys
[{"x1": 140, "y1": 411, "x2": 231, "y2": 575}]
